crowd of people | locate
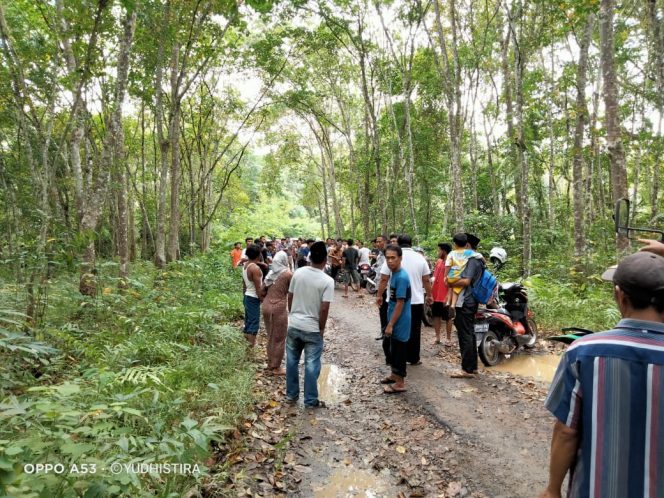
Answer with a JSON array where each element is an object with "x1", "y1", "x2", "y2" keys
[
  {"x1": 231, "y1": 233, "x2": 664, "y2": 498},
  {"x1": 231, "y1": 231, "x2": 489, "y2": 401}
]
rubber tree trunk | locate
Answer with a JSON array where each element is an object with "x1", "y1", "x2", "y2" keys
[
  {"x1": 599, "y1": 0, "x2": 629, "y2": 252},
  {"x1": 168, "y1": 44, "x2": 181, "y2": 262},
  {"x1": 572, "y1": 13, "x2": 594, "y2": 270}
]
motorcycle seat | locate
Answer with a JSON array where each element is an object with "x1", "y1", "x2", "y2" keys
[{"x1": 495, "y1": 308, "x2": 511, "y2": 316}]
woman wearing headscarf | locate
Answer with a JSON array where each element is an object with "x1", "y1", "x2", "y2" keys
[{"x1": 260, "y1": 250, "x2": 293, "y2": 375}]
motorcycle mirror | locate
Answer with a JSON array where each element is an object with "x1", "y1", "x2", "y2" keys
[
  {"x1": 614, "y1": 198, "x2": 630, "y2": 238},
  {"x1": 613, "y1": 198, "x2": 664, "y2": 242}
]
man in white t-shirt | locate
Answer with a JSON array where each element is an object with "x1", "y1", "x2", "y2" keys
[
  {"x1": 286, "y1": 241, "x2": 335, "y2": 409},
  {"x1": 376, "y1": 234, "x2": 432, "y2": 365},
  {"x1": 358, "y1": 241, "x2": 371, "y2": 267}
]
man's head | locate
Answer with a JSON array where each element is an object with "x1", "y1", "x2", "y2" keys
[
  {"x1": 389, "y1": 233, "x2": 398, "y2": 245},
  {"x1": 309, "y1": 241, "x2": 328, "y2": 266},
  {"x1": 397, "y1": 234, "x2": 412, "y2": 248},
  {"x1": 245, "y1": 237, "x2": 253, "y2": 247},
  {"x1": 385, "y1": 244, "x2": 403, "y2": 272},
  {"x1": 602, "y1": 252, "x2": 664, "y2": 316},
  {"x1": 234, "y1": 242, "x2": 241, "y2": 249},
  {"x1": 376, "y1": 234, "x2": 388, "y2": 250},
  {"x1": 260, "y1": 236, "x2": 266, "y2": 243},
  {"x1": 266, "y1": 241, "x2": 274, "y2": 251},
  {"x1": 246, "y1": 244, "x2": 261, "y2": 261},
  {"x1": 465, "y1": 233, "x2": 480, "y2": 250},
  {"x1": 438, "y1": 242, "x2": 452, "y2": 260},
  {"x1": 452, "y1": 233, "x2": 468, "y2": 249},
  {"x1": 347, "y1": 238, "x2": 354, "y2": 246}
]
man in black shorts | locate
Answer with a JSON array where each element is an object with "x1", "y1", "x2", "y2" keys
[{"x1": 431, "y1": 243, "x2": 453, "y2": 345}]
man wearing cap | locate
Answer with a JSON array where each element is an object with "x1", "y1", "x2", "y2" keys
[{"x1": 539, "y1": 252, "x2": 664, "y2": 498}]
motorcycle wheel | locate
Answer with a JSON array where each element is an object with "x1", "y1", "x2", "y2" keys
[
  {"x1": 422, "y1": 302, "x2": 433, "y2": 327},
  {"x1": 478, "y1": 330, "x2": 501, "y2": 367},
  {"x1": 523, "y1": 318, "x2": 538, "y2": 349},
  {"x1": 366, "y1": 280, "x2": 377, "y2": 295},
  {"x1": 336, "y1": 270, "x2": 346, "y2": 285}
]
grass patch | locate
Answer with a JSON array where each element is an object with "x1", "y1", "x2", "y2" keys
[{"x1": 0, "y1": 252, "x2": 254, "y2": 497}]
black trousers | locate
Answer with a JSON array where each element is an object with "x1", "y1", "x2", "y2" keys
[
  {"x1": 390, "y1": 337, "x2": 408, "y2": 378},
  {"x1": 454, "y1": 307, "x2": 479, "y2": 373},
  {"x1": 379, "y1": 291, "x2": 388, "y2": 331},
  {"x1": 407, "y1": 304, "x2": 423, "y2": 364},
  {"x1": 380, "y1": 291, "x2": 391, "y2": 364}
]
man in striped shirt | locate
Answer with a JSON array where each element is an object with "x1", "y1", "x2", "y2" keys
[{"x1": 539, "y1": 251, "x2": 664, "y2": 498}]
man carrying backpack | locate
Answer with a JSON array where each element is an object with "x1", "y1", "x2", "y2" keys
[{"x1": 450, "y1": 233, "x2": 484, "y2": 378}]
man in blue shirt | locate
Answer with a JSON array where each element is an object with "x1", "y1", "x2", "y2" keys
[
  {"x1": 380, "y1": 244, "x2": 412, "y2": 394},
  {"x1": 539, "y1": 251, "x2": 664, "y2": 498}
]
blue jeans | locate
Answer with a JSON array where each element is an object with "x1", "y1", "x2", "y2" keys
[{"x1": 286, "y1": 326, "x2": 324, "y2": 406}]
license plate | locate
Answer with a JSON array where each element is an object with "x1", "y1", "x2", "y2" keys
[
  {"x1": 361, "y1": 270, "x2": 369, "y2": 274},
  {"x1": 474, "y1": 322, "x2": 489, "y2": 333}
]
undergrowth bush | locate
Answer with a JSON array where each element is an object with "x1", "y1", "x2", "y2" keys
[
  {"x1": 0, "y1": 252, "x2": 252, "y2": 497},
  {"x1": 527, "y1": 274, "x2": 618, "y2": 334}
]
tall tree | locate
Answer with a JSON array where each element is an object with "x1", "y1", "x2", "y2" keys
[
  {"x1": 599, "y1": 0, "x2": 628, "y2": 251},
  {"x1": 572, "y1": 13, "x2": 595, "y2": 269}
]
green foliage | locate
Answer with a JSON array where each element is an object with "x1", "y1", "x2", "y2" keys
[
  {"x1": 527, "y1": 274, "x2": 618, "y2": 334},
  {"x1": 0, "y1": 253, "x2": 253, "y2": 497}
]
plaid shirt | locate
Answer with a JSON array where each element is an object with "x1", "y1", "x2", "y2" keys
[{"x1": 545, "y1": 318, "x2": 664, "y2": 498}]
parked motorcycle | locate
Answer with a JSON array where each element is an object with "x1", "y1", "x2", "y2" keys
[
  {"x1": 475, "y1": 282, "x2": 538, "y2": 366},
  {"x1": 324, "y1": 265, "x2": 347, "y2": 286},
  {"x1": 359, "y1": 263, "x2": 372, "y2": 289},
  {"x1": 547, "y1": 327, "x2": 594, "y2": 345},
  {"x1": 364, "y1": 263, "x2": 380, "y2": 294}
]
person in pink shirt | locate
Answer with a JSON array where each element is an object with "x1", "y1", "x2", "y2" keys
[{"x1": 431, "y1": 243, "x2": 453, "y2": 346}]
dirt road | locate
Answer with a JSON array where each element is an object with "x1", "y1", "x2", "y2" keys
[{"x1": 209, "y1": 291, "x2": 561, "y2": 497}]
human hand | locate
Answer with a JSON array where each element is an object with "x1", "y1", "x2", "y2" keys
[
  {"x1": 638, "y1": 238, "x2": 664, "y2": 257},
  {"x1": 385, "y1": 325, "x2": 393, "y2": 337},
  {"x1": 426, "y1": 295, "x2": 434, "y2": 306},
  {"x1": 376, "y1": 296, "x2": 383, "y2": 307}
]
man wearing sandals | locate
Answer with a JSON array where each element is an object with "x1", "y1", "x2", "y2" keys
[
  {"x1": 381, "y1": 244, "x2": 412, "y2": 394},
  {"x1": 285, "y1": 241, "x2": 335, "y2": 409},
  {"x1": 450, "y1": 233, "x2": 483, "y2": 378}
]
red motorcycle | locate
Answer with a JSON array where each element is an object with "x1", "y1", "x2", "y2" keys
[{"x1": 474, "y1": 282, "x2": 538, "y2": 366}]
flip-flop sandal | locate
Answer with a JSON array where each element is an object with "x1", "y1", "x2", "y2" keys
[
  {"x1": 450, "y1": 371, "x2": 475, "y2": 379},
  {"x1": 380, "y1": 377, "x2": 396, "y2": 384},
  {"x1": 383, "y1": 385, "x2": 407, "y2": 394}
]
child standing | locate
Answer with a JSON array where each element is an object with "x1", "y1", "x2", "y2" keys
[{"x1": 445, "y1": 233, "x2": 479, "y2": 317}]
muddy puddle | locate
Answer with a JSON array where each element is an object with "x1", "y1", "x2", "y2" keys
[
  {"x1": 489, "y1": 353, "x2": 561, "y2": 383},
  {"x1": 314, "y1": 467, "x2": 395, "y2": 497},
  {"x1": 318, "y1": 364, "x2": 346, "y2": 404}
]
